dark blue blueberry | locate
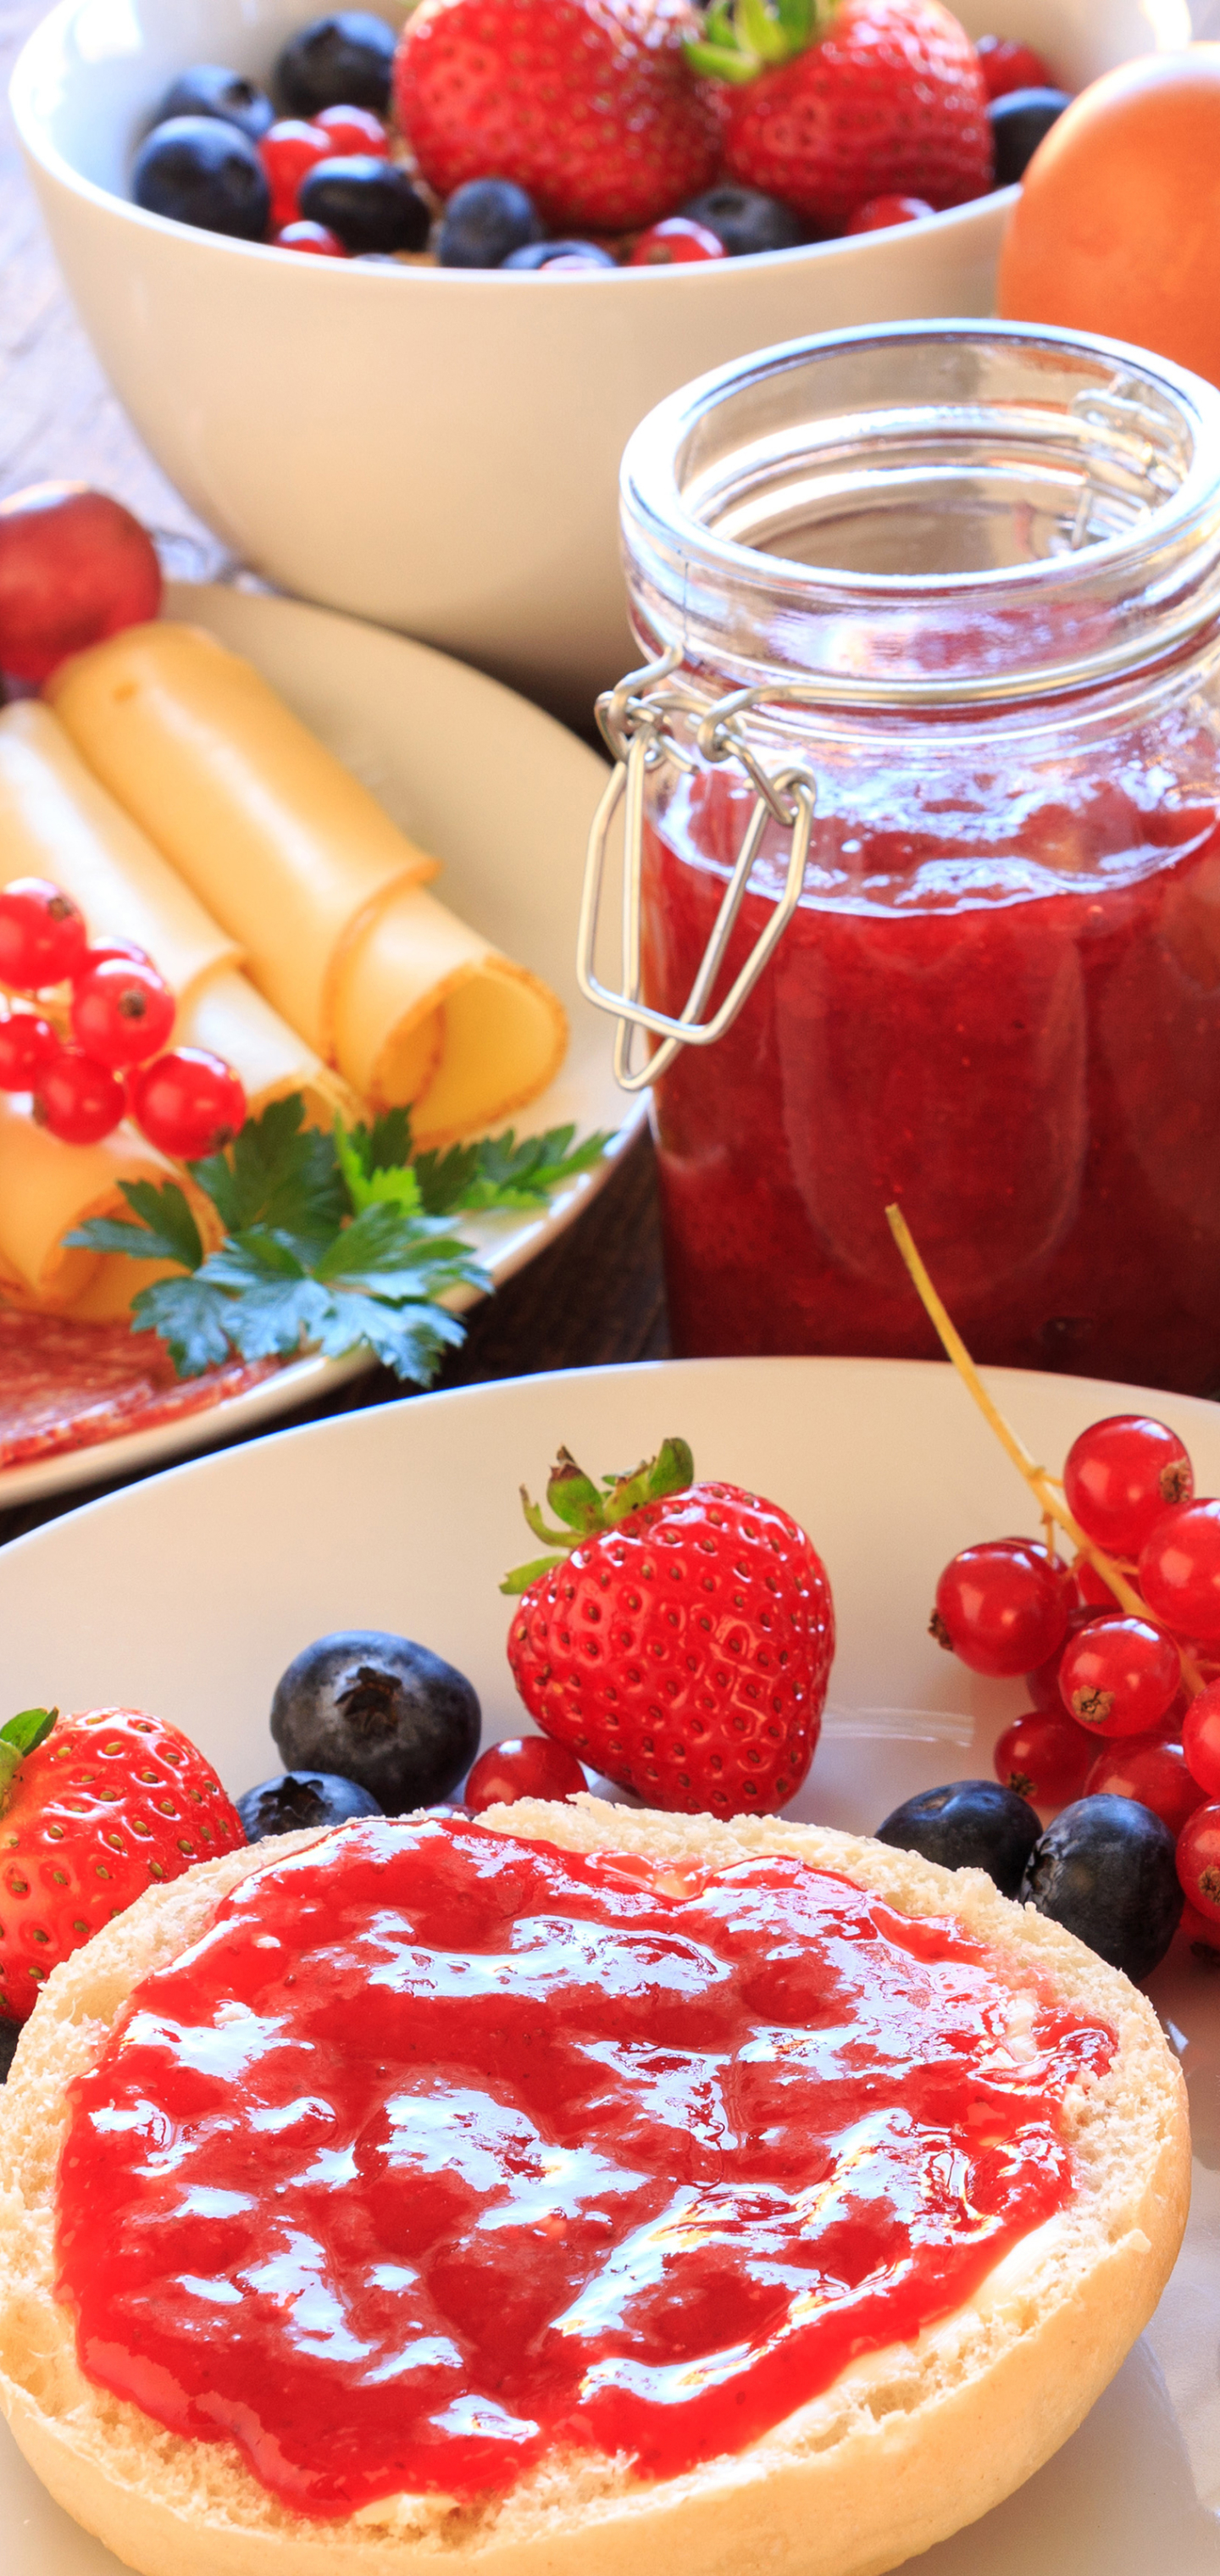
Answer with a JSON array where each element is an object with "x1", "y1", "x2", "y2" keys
[
  {"x1": 875, "y1": 1778, "x2": 1040, "y2": 1899},
  {"x1": 502, "y1": 238, "x2": 616, "y2": 270},
  {"x1": 680, "y1": 185, "x2": 803, "y2": 257},
  {"x1": 298, "y1": 156, "x2": 430, "y2": 253},
  {"x1": 270, "y1": 1629, "x2": 480, "y2": 1812},
  {"x1": 237, "y1": 1771, "x2": 383, "y2": 1840},
  {"x1": 276, "y1": 12, "x2": 396, "y2": 117},
  {"x1": 1020, "y1": 1795, "x2": 1183, "y2": 1982},
  {"x1": 990, "y1": 87, "x2": 1072, "y2": 189},
  {"x1": 132, "y1": 117, "x2": 270, "y2": 240},
  {"x1": 153, "y1": 65, "x2": 274, "y2": 143},
  {"x1": 0, "y1": 2018, "x2": 19, "y2": 2084},
  {"x1": 437, "y1": 178, "x2": 543, "y2": 269}
]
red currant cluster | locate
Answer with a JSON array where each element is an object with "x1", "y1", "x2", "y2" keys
[
  {"x1": 0, "y1": 875, "x2": 246, "y2": 1160},
  {"x1": 932, "y1": 1412, "x2": 1220, "y2": 1953}
]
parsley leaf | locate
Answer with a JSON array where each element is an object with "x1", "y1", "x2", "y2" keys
[
  {"x1": 190, "y1": 1095, "x2": 347, "y2": 1255},
  {"x1": 414, "y1": 1124, "x2": 613, "y2": 1215},
  {"x1": 333, "y1": 1115, "x2": 424, "y2": 1221},
  {"x1": 68, "y1": 1178, "x2": 204, "y2": 1272}
]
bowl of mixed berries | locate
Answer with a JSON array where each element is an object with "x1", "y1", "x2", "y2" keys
[{"x1": 12, "y1": 0, "x2": 1167, "y2": 720}]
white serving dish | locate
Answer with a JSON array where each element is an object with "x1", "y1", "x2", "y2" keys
[
  {"x1": 0, "y1": 1353, "x2": 1217, "y2": 2573},
  {"x1": 0, "y1": 578, "x2": 645, "y2": 1511},
  {"x1": 9, "y1": 0, "x2": 1190, "y2": 725}
]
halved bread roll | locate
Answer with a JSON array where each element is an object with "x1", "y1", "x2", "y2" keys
[{"x1": 0, "y1": 1799, "x2": 1190, "y2": 2576}]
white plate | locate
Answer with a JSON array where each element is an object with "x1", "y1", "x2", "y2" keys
[
  {"x1": 0, "y1": 581, "x2": 641, "y2": 1511},
  {"x1": 0, "y1": 1354, "x2": 1217, "y2": 2574}
]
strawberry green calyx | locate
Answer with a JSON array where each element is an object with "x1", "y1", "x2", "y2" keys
[
  {"x1": 0, "y1": 1707, "x2": 57, "y2": 1810},
  {"x1": 500, "y1": 1440, "x2": 695, "y2": 1594},
  {"x1": 685, "y1": 0, "x2": 835, "y2": 84}
]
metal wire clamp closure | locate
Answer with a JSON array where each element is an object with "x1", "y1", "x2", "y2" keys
[{"x1": 578, "y1": 647, "x2": 818, "y2": 1092}]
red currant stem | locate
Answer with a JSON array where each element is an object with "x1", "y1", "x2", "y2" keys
[
  {"x1": 1041, "y1": 1509, "x2": 1057, "y2": 1562},
  {"x1": 884, "y1": 1203, "x2": 1205, "y2": 1690}
]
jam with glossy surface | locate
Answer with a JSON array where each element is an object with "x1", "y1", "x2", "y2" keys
[
  {"x1": 643, "y1": 759, "x2": 1220, "y2": 1390},
  {"x1": 56, "y1": 1816, "x2": 1113, "y2": 2517}
]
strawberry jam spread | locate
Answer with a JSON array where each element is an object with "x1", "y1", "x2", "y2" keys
[{"x1": 55, "y1": 1815, "x2": 1114, "y2": 2517}]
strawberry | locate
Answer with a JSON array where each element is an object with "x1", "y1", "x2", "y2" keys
[
  {"x1": 393, "y1": 0, "x2": 722, "y2": 236},
  {"x1": 689, "y1": 0, "x2": 992, "y2": 231},
  {"x1": 0, "y1": 1704, "x2": 245, "y2": 2024},
  {"x1": 502, "y1": 1439, "x2": 834, "y2": 1816}
]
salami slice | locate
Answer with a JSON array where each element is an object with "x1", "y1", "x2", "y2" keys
[{"x1": 0, "y1": 1305, "x2": 276, "y2": 1472}]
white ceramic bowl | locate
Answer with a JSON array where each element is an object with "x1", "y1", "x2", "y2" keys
[{"x1": 11, "y1": 0, "x2": 1191, "y2": 724}]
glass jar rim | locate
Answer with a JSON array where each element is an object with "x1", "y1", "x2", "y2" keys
[{"x1": 618, "y1": 319, "x2": 1220, "y2": 706}]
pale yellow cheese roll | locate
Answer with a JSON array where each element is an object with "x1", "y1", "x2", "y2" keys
[
  {"x1": 48, "y1": 623, "x2": 439, "y2": 1060},
  {"x1": 336, "y1": 885, "x2": 568, "y2": 1143},
  {"x1": 0, "y1": 702, "x2": 353, "y2": 1131},
  {"x1": 0, "y1": 1095, "x2": 188, "y2": 1315}
]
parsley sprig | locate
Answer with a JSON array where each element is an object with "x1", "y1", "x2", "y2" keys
[{"x1": 68, "y1": 1096, "x2": 610, "y2": 1385}]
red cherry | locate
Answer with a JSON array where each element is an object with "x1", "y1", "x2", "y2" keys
[
  {"x1": 0, "y1": 485, "x2": 161, "y2": 686},
  {"x1": 1175, "y1": 1799, "x2": 1220, "y2": 1923},
  {"x1": 315, "y1": 103, "x2": 387, "y2": 155},
  {"x1": 993, "y1": 1708, "x2": 1091, "y2": 1807},
  {"x1": 846, "y1": 195, "x2": 934, "y2": 232},
  {"x1": 1182, "y1": 1679, "x2": 1220, "y2": 1796},
  {"x1": 1084, "y1": 1736, "x2": 1205, "y2": 1838},
  {"x1": 70, "y1": 955, "x2": 176, "y2": 1070},
  {"x1": 34, "y1": 1046, "x2": 125, "y2": 1144},
  {"x1": 1064, "y1": 1413, "x2": 1193, "y2": 1555},
  {"x1": 0, "y1": 877, "x2": 88, "y2": 991},
  {"x1": 1140, "y1": 1501, "x2": 1220, "y2": 1641},
  {"x1": 259, "y1": 119, "x2": 333, "y2": 228},
  {"x1": 275, "y1": 220, "x2": 347, "y2": 256},
  {"x1": 0, "y1": 1010, "x2": 61, "y2": 1091},
  {"x1": 130, "y1": 1047, "x2": 247, "y2": 1159},
  {"x1": 628, "y1": 216, "x2": 726, "y2": 266},
  {"x1": 464, "y1": 1735, "x2": 588, "y2": 1813},
  {"x1": 932, "y1": 1538, "x2": 1070, "y2": 1677},
  {"x1": 1058, "y1": 1615, "x2": 1182, "y2": 1739},
  {"x1": 975, "y1": 34, "x2": 1054, "y2": 101}
]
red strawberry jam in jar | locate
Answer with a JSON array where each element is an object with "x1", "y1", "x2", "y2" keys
[{"x1": 582, "y1": 325, "x2": 1220, "y2": 1390}]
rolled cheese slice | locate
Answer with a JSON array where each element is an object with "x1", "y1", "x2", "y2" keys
[
  {"x1": 51, "y1": 623, "x2": 568, "y2": 1136},
  {"x1": 0, "y1": 1094, "x2": 193, "y2": 1317},
  {"x1": 0, "y1": 702, "x2": 353, "y2": 1131}
]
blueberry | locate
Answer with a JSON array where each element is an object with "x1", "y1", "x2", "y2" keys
[
  {"x1": 502, "y1": 239, "x2": 616, "y2": 270},
  {"x1": 0, "y1": 2018, "x2": 18, "y2": 2085},
  {"x1": 237, "y1": 1771, "x2": 384, "y2": 1840},
  {"x1": 270, "y1": 1630, "x2": 480, "y2": 1811},
  {"x1": 1020, "y1": 1795, "x2": 1183, "y2": 1983},
  {"x1": 275, "y1": 12, "x2": 396, "y2": 117},
  {"x1": 875, "y1": 1778, "x2": 1040, "y2": 1899},
  {"x1": 132, "y1": 117, "x2": 270, "y2": 241},
  {"x1": 437, "y1": 178, "x2": 543, "y2": 269},
  {"x1": 153, "y1": 65, "x2": 274, "y2": 143},
  {"x1": 298, "y1": 157, "x2": 430, "y2": 253},
  {"x1": 680, "y1": 185, "x2": 803, "y2": 258},
  {"x1": 990, "y1": 88, "x2": 1072, "y2": 189}
]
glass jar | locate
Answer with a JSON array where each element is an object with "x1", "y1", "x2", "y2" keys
[{"x1": 580, "y1": 323, "x2": 1220, "y2": 1393}]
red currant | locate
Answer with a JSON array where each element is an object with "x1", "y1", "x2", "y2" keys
[
  {"x1": 932, "y1": 1538, "x2": 1070, "y2": 1678},
  {"x1": 846, "y1": 195, "x2": 934, "y2": 232},
  {"x1": 259, "y1": 119, "x2": 333, "y2": 229},
  {"x1": 993, "y1": 1708, "x2": 1091, "y2": 1807},
  {"x1": 130, "y1": 1048, "x2": 247, "y2": 1159},
  {"x1": 33, "y1": 1046, "x2": 125, "y2": 1145},
  {"x1": 464, "y1": 1735, "x2": 588, "y2": 1813},
  {"x1": 975, "y1": 34, "x2": 1054, "y2": 100},
  {"x1": 1176, "y1": 1799, "x2": 1220, "y2": 1923},
  {"x1": 1178, "y1": 1900, "x2": 1220, "y2": 1955},
  {"x1": 1140, "y1": 1500, "x2": 1220, "y2": 1641},
  {"x1": 1182, "y1": 1679, "x2": 1220, "y2": 1796},
  {"x1": 1084, "y1": 1736, "x2": 1205, "y2": 1837},
  {"x1": 276, "y1": 220, "x2": 347, "y2": 256},
  {"x1": 70, "y1": 956, "x2": 175, "y2": 1071},
  {"x1": 1058, "y1": 1615, "x2": 1182, "y2": 1738},
  {"x1": 1073, "y1": 1556, "x2": 1128, "y2": 1609},
  {"x1": 0, "y1": 877, "x2": 87, "y2": 991},
  {"x1": 314, "y1": 103, "x2": 387, "y2": 154},
  {"x1": 627, "y1": 216, "x2": 727, "y2": 265},
  {"x1": 80, "y1": 939, "x2": 153, "y2": 974},
  {"x1": 1064, "y1": 1413, "x2": 1193, "y2": 1554},
  {"x1": 1024, "y1": 1604, "x2": 1103, "y2": 1710},
  {"x1": 0, "y1": 1011, "x2": 61, "y2": 1091}
]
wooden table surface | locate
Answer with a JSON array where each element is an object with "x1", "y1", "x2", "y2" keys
[{"x1": 0, "y1": 0, "x2": 670, "y2": 1552}]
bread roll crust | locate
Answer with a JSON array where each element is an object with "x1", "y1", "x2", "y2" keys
[{"x1": 0, "y1": 1799, "x2": 1191, "y2": 2576}]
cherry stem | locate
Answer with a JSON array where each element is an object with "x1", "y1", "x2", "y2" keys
[{"x1": 884, "y1": 1203, "x2": 1205, "y2": 1695}]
